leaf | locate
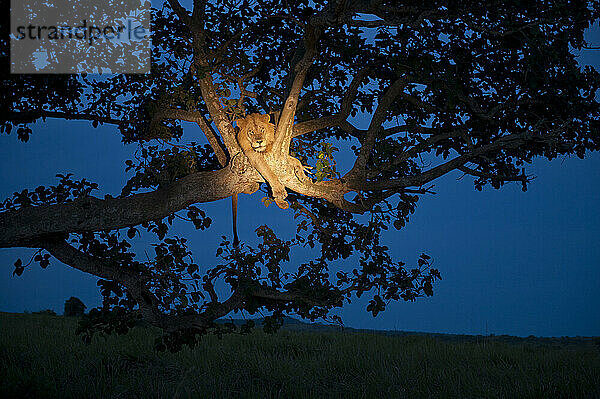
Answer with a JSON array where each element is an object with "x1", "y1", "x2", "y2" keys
[
  {"x1": 13, "y1": 258, "x2": 24, "y2": 276},
  {"x1": 423, "y1": 281, "x2": 433, "y2": 296},
  {"x1": 180, "y1": 295, "x2": 188, "y2": 307},
  {"x1": 261, "y1": 197, "x2": 273, "y2": 208},
  {"x1": 393, "y1": 220, "x2": 405, "y2": 230}
]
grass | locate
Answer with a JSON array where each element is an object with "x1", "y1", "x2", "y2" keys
[{"x1": 0, "y1": 312, "x2": 599, "y2": 399}]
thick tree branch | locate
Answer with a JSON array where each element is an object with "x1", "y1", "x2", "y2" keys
[
  {"x1": 191, "y1": 0, "x2": 207, "y2": 23},
  {"x1": 30, "y1": 238, "x2": 144, "y2": 282},
  {"x1": 175, "y1": 290, "x2": 245, "y2": 330},
  {"x1": 151, "y1": 107, "x2": 205, "y2": 124},
  {"x1": 278, "y1": 2, "x2": 377, "y2": 147},
  {"x1": 164, "y1": 0, "x2": 237, "y2": 157},
  {"x1": 34, "y1": 238, "x2": 347, "y2": 330},
  {"x1": 274, "y1": 25, "x2": 320, "y2": 155},
  {"x1": 344, "y1": 2, "x2": 444, "y2": 28},
  {"x1": 278, "y1": 174, "x2": 365, "y2": 213},
  {"x1": 0, "y1": 169, "x2": 258, "y2": 248}
]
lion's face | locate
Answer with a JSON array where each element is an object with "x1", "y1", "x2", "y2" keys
[
  {"x1": 237, "y1": 114, "x2": 275, "y2": 153},
  {"x1": 245, "y1": 123, "x2": 274, "y2": 152}
]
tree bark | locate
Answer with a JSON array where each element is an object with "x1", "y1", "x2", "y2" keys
[{"x1": 0, "y1": 168, "x2": 258, "y2": 248}]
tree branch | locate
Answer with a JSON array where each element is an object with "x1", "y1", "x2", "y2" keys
[
  {"x1": 5, "y1": 110, "x2": 124, "y2": 126},
  {"x1": 354, "y1": 131, "x2": 540, "y2": 191},
  {"x1": 31, "y1": 238, "x2": 163, "y2": 324},
  {"x1": 170, "y1": 0, "x2": 238, "y2": 155},
  {"x1": 31, "y1": 238, "x2": 144, "y2": 282},
  {"x1": 151, "y1": 107, "x2": 228, "y2": 166},
  {"x1": 292, "y1": 66, "x2": 371, "y2": 138},
  {"x1": 34, "y1": 237, "x2": 243, "y2": 331},
  {"x1": 196, "y1": 117, "x2": 228, "y2": 166},
  {"x1": 0, "y1": 168, "x2": 258, "y2": 248},
  {"x1": 458, "y1": 165, "x2": 530, "y2": 184},
  {"x1": 251, "y1": 287, "x2": 343, "y2": 308},
  {"x1": 278, "y1": 175, "x2": 365, "y2": 213},
  {"x1": 166, "y1": 0, "x2": 193, "y2": 27},
  {"x1": 193, "y1": 64, "x2": 240, "y2": 154},
  {"x1": 369, "y1": 129, "x2": 467, "y2": 178},
  {"x1": 210, "y1": 25, "x2": 256, "y2": 66},
  {"x1": 345, "y1": 77, "x2": 408, "y2": 181},
  {"x1": 274, "y1": 25, "x2": 320, "y2": 155},
  {"x1": 292, "y1": 115, "x2": 341, "y2": 137}
]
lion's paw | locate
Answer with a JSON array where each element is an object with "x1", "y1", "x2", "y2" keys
[{"x1": 274, "y1": 198, "x2": 290, "y2": 209}]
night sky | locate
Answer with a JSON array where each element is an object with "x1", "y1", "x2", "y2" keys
[{"x1": 1, "y1": 18, "x2": 598, "y2": 338}]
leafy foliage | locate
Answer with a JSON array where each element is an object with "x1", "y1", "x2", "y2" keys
[
  {"x1": 0, "y1": 174, "x2": 98, "y2": 211},
  {"x1": 1, "y1": 0, "x2": 599, "y2": 351}
]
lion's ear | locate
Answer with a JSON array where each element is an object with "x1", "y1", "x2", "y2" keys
[
  {"x1": 258, "y1": 114, "x2": 271, "y2": 124},
  {"x1": 235, "y1": 118, "x2": 247, "y2": 130}
]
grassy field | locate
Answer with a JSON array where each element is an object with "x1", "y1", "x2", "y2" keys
[{"x1": 1, "y1": 312, "x2": 599, "y2": 399}]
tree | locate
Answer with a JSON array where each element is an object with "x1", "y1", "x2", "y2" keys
[
  {"x1": 64, "y1": 297, "x2": 86, "y2": 317},
  {"x1": 1, "y1": 1, "x2": 599, "y2": 351}
]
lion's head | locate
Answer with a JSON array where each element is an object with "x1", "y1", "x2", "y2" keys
[{"x1": 236, "y1": 114, "x2": 275, "y2": 153}]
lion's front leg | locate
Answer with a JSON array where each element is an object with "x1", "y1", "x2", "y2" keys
[
  {"x1": 242, "y1": 151, "x2": 289, "y2": 210},
  {"x1": 288, "y1": 156, "x2": 312, "y2": 183},
  {"x1": 270, "y1": 182, "x2": 289, "y2": 209}
]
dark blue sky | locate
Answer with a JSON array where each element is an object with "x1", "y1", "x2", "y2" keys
[{"x1": 1, "y1": 22, "x2": 599, "y2": 338}]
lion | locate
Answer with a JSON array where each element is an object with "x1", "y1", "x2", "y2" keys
[
  {"x1": 235, "y1": 113, "x2": 289, "y2": 210},
  {"x1": 230, "y1": 113, "x2": 312, "y2": 246}
]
